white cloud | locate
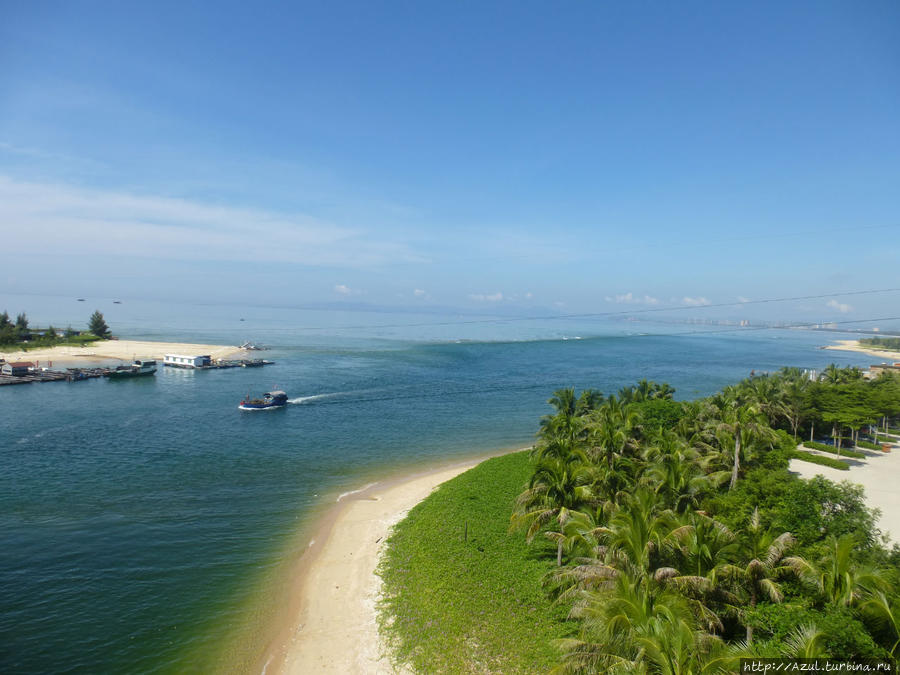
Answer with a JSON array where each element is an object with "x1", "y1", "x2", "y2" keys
[
  {"x1": 0, "y1": 175, "x2": 425, "y2": 267},
  {"x1": 334, "y1": 284, "x2": 353, "y2": 295},
  {"x1": 469, "y1": 292, "x2": 504, "y2": 302},
  {"x1": 827, "y1": 299, "x2": 852, "y2": 313},
  {"x1": 413, "y1": 289, "x2": 426, "y2": 297},
  {"x1": 737, "y1": 296, "x2": 751, "y2": 303},
  {"x1": 605, "y1": 292, "x2": 659, "y2": 305},
  {"x1": 525, "y1": 292, "x2": 533, "y2": 300},
  {"x1": 682, "y1": 296, "x2": 711, "y2": 307}
]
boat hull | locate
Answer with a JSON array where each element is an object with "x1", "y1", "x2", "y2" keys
[
  {"x1": 238, "y1": 390, "x2": 289, "y2": 410},
  {"x1": 106, "y1": 368, "x2": 157, "y2": 379},
  {"x1": 238, "y1": 402, "x2": 287, "y2": 410}
]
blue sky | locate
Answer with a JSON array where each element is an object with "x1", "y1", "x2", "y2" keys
[{"x1": 1, "y1": 1, "x2": 898, "y2": 322}]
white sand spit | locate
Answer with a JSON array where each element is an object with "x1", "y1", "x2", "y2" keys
[
  {"x1": 824, "y1": 339, "x2": 900, "y2": 362},
  {"x1": 275, "y1": 463, "x2": 477, "y2": 675},
  {"x1": 2, "y1": 339, "x2": 241, "y2": 366}
]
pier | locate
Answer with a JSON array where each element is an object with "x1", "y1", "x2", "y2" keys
[{"x1": 0, "y1": 359, "x2": 274, "y2": 386}]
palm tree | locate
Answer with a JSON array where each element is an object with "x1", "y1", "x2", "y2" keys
[
  {"x1": 541, "y1": 388, "x2": 579, "y2": 441},
  {"x1": 575, "y1": 389, "x2": 604, "y2": 416},
  {"x1": 859, "y1": 590, "x2": 900, "y2": 657},
  {"x1": 511, "y1": 457, "x2": 596, "y2": 566},
  {"x1": 718, "y1": 509, "x2": 807, "y2": 642},
  {"x1": 782, "y1": 624, "x2": 827, "y2": 658},
  {"x1": 544, "y1": 508, "x2": 607, "y2": 568},
  {"x1": 586, "y1": 398, "x2": 642, "y2": 469},
  {"x1": 643, "y1": 430, "x2": 721, "y2": 513},
  {"x1": 712, "y1": 402, "x2": 776, "y2": 490},
  {"x1": 555, "y1": 569, "x2": 728, "y2": 674},
  {"x1": 739, "y1": 375, "x2": 783, "y2": 427},
  {"x1": 794, "y1": 534, "x2": 887, "y2": 607},
  {"x1": 653, "y1": 382, "x2": 676, "y2": 400}
]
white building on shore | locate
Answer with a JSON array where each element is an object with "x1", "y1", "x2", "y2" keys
[{"x1": 163, "y1": 354, "x2": 212, "y2": 369}]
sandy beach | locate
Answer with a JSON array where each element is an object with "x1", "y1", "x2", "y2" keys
[
  {"x1": 270, "y1": 441, "x2": 900, "y2": 675},
  {"x1": 0, "y1": 339, "x2": 242, "y2": 366},
  {"x1": 790, "y1": 438, "x2": 900, "y2": 543},
  {"x1": 824, "y1": 339, "x2": 900, "y2": 362},
  {"x1": 270, "y1": 460, "x2": 481, "y2": 675}
]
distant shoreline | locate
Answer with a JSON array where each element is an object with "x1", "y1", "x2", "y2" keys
[
  {"x1": 0, "y1": 339, "x2": 243, "y2": 366},
  {"x1": 824, "y1": 339, "x2": 900, "y2": 362}
]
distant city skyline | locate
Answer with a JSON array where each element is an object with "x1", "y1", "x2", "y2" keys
[{"x1": 1, "y1": 2, "x2": 898, "y2": 322}]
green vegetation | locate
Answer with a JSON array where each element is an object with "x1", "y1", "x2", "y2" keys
[
  {"x1": 803, "y1": 441, "x2": 866, "y2": 459},
  {"x1": 378, "y1": 452, "x2": 573, "y2": 673},
  {"x1": 0, "y1": 309, "x2": 108, "y2": 351},
  {"x1": 88, "y1": 310, "x2": 111, "y2": 339},
  {"x1": 379, "y1": 366, "x2": 900, "y2": 672},
  {"x1": 792, "y1": 450, "x2": 851, "y2": 470},
  {"x1": 857, "y1": 440, "x2": 887, "y2": 451},
  {"x1": 861, "y1": 337, "x2": 900, "y2": 352}
]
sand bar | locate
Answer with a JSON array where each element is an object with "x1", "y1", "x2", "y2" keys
[
  {"x1": 790, "y1": 438, "x2": 900, "y2": 543},
  {"x1": 0, "y1": 339, "x2": 242, "y2": 366},
  {"x1": 824, "y1": 339, "x2": 900, "y2": 362},
  {"x1": 271, "y1": 460, "x2": 483, "y2": 675}
]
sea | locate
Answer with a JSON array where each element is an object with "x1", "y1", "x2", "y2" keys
[{"x1": 0, "y1": 293, "x2": 880, "y2": 673}]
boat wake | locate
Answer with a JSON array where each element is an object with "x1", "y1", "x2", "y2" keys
[{"x1": 287, "y1": 389, "x2": 381, "y2": 405}]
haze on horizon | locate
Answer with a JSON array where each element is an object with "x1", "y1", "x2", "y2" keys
[{"x1": 1, "y1": 2, "x2": 898, "y2": 325}]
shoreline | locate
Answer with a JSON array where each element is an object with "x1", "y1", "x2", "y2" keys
[
  {"x1": 0, "y1": 339, "x2": 243, "y2": 366},
  {"x1": 824, "y1": 339, "x2": 900, "y2": 362},
  {"x1": 266, "y1": 447, "x2": 527, "y2": 675}
]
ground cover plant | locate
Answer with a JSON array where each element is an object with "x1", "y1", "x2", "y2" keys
[
  {"x1": 803, "y1": 441, "x2": 866, "y2": 459},
  {"x1": 791, "y1": 450, "x2": 851, "y2": 470},
  {"x1": 379, "y1": 366, "x2": 900, "y2": 672},
  {"x1": 378, "y1": 452, "x2": 573, "y2": 674}
]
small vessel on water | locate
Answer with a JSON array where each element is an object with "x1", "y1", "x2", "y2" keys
[
  {"x1": 105, "y1": 359, "x2": 157, "y2": 379},
  {"x1": 240, "y1": 341, "x2": 268, "y2": 351},
  {"x1": 238, "y1": 390, "x2": 288, "y2": 410}
]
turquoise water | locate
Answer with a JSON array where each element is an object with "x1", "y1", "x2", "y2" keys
[{"x1": 0, "y1": 295, "x2": 879, "y2": 672}]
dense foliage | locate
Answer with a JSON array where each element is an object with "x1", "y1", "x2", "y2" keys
[
  {"x1": 0, "y1": 309, "x2": 107, "y2": 349},
  {"x1": 507, "y1": 367, "x2": 900, "y2": 672},
  {"x1": 378, "y1": 366, "x2": 900, "y2": 673},
  {"x1": 862, "y1": 337, "x2": 900, "y2": 352}
]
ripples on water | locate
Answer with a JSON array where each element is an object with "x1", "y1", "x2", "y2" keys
[{"x1": 0, "y1": 298, "x2": 876, "y2": 672}]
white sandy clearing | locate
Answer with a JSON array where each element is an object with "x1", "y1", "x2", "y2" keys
[
  {"x1": 273, "y1": 462, "x2": 477, "y2": 675},
  {"x1": 1, "y1": 339, "x2": 242, "y2": 366},
  {"x1": 824, "y1": 339, "x2": 900, "y2": 362},
  {"x1": 790, "y1": 439, "x2": 900, "y2": 544}
]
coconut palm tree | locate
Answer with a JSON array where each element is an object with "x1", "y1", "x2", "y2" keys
[
  {"x1": 643, "y1": 430, "x2": 722, "y2": 513},
  {"x1": 544, "y1": 508, "x2": 607, "y2": 568},
  {"x1": 575, "y1": 388, "x2": 605, "y2": 416},
  {"x1": 718, "y1": 508, "x2": 807, "y2": 642},
  {"x1": 586, "y1": 398, "x2": 642, "y2": 469},
  {"x1": 711, "y1": 402, "x2": 776, "y2": 490},
  {"x1": 541, "y1": 388, "x2": 579, "y2": 441},
  {"x1": 555, "y1": 569, "x2": 729, "y2": 675},
  {"x1": 793, "y1": 534, "x2": 887, "y2": 607},
  {"x1": 739, "y1": 375, "x2": 783, "y2": 427},
  {"x1": 859, "y1": 590, "x2": 900, "y2": 657},
  {"x1": 511, "y1": 457, "x2": 596, "y2": 566},
  {"x1": 782, "y1": 624, "x2": 827, "y2": 658}
]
